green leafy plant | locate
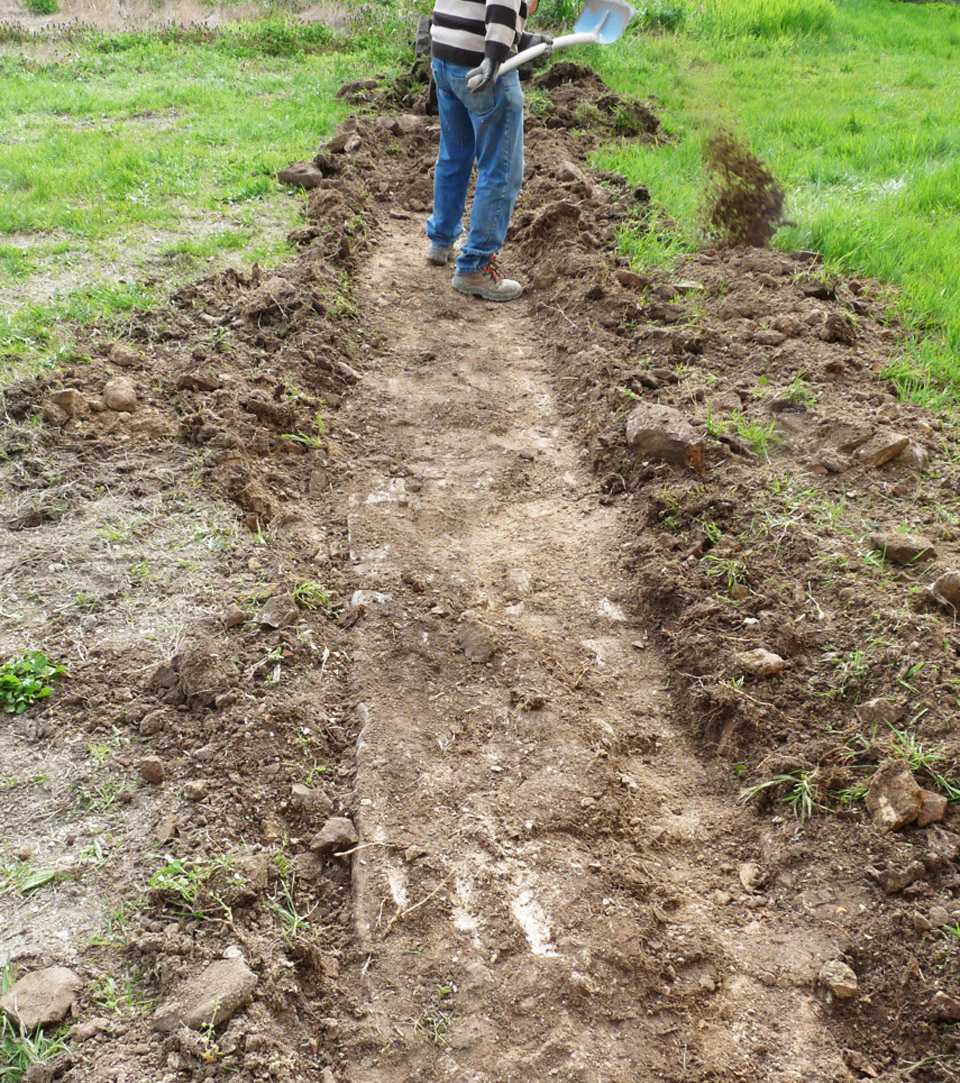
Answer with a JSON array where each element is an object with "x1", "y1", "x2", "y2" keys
[
  {"x1": 0, "y1": 652, "x2": 65, "y2": 714},
  {"x1": 291, "y1": 580, "x2": 334, "y2": 612}
]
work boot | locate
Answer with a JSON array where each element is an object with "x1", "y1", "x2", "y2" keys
[
  {"x1": 452, "y1": 255, "x2": 522, "y2": 302},
  {"x1": 426, "y1": 243, "x2": 455, "y2": 266}
]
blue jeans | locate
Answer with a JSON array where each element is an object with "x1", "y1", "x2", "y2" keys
[{"x1": 426, "y1": 59, "x2": 524, "y2": 276}]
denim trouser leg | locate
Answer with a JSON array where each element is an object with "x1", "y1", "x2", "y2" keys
[{"x1": 426, "y1": 59, "x2": 525, "y2": 276}]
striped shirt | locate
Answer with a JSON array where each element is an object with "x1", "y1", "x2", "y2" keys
[{"x1": 431, "y1": 0, "x2": 529, "y2": 68}]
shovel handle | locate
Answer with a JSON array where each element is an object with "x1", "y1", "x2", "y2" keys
[{"x1": 466, "y1": 31, "x2": 598, "y2": 90}]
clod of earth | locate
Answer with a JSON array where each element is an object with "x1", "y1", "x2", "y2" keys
[
  {"x1": 857, "y1": 698, "x2": 905, "y2": 727},
  {"x1": 930, "y1": 570, "x2": 960, "y2": 611},
  {"x1": 868, "y1": 532, "x2": 937, "y2": 565},
  {"x1": 917, "y1": 789, "x2": 948, "y2": 827},
  {"x1": 931, "y1": 991, "x2": 960, "y2": 1022},
  {"x1": 182, "y1": 780, "x2": 208, "y2": 802},
  {"x1": 818, "y1": 959, "x2": 858, "y2": 999},
  {"x1": 290, "y1": 783, "x2": 334, "y2": 819},
  {"x1": 818, "y1": 313, "x2": 857, "y2": 345},
  {"x1": 731, "y1": 648, "x2": 785, "y2": 678},
  {"x1": 140, "y1": 756, "x2": 164, "y2": 785},
  {"x1": 103, "y1": 377, "x2": 139, "y2": 413},
  {"x1": 865, "y1": 761, "x2": 924, "y2": 832},
  {"x1": 310, "y1": 816, "x2": 358, "y2": 856},
  {"x1": 457, "y1": 620, "x2": 497, "y2": 664},
  {"x1": 153, "y1": 955, "x2": 257, "y2": 1033},
  {"x1": 625, "y1": 403, "x2": 705, "y2": 472},
  {"x1": 0, "y1": 966, "x2": 82, "y2": 1031},
  {"x1": 276, "y1": 161, "x2": 326, "y2": 189}
]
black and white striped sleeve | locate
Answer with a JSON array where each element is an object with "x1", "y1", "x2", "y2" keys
[{"x1": 485, "y1": 0, "x2": 523, "y2": 62}]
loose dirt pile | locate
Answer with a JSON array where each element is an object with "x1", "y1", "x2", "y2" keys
[{"x1": 3, "y1": 52, "x2": 960, "y2": 1083}]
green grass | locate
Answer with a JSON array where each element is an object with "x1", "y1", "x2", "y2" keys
[
  {"x1": 591, "y1": 0, "x2": 960, "y2": 407},
  {"x1": 0, "y1": 4, "x2": 420, "y2": 376}
]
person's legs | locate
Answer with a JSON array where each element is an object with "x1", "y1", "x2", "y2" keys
[
  {"x1": 456, "y1": 69, "x2": 524, "y2": 276},
  {"x1": 426, "y1": 60, "x2": 476, "y2": 252}
]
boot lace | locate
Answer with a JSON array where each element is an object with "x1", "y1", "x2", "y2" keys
[{"x1": 482, "y1": 254, "x2": 502, "y2": 282}]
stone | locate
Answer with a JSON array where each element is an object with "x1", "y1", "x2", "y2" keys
[
  {"x1": 276, "y1": 161, "x2": 325, "y2": 189},
  {"x1": 140, "y1": 757, "x2": 164, "y2": 785},
  {"x1": 932, "y1": 571, "x2": 960, "y2": 611},
  {"x1": 615, "y1": 269, "x2": 642, "y2": 289},
  {"x1": 865, "y1": 761, "x2": 924, "y2": 832},
  {"x1": 625, "y1": 403, "x2": 705, "y2": 473},
  {"x1": 857, "y1": 698, "x2": 905, "y2": 727},
  {"x1": 109, "y1": 343, "x2": 142, "y2": 367},
  {"x1": 818, "y1": 959, "x2": 858, "y2": 998},
  {"x1": 819, "y1": 313, "x2": 857, "y2": 345},
  {"x1": 183, "y1": 780, "x2": 208, "y2": 802},
  {"x1": 731, "y1": 648, "x2": 785, "y2": 677},
  {"x1": 153, "y1": 956, "x2": 257, "y2": 1033},
  {"x1": 224, "y1": 606, "x2": 246, "y2": 629},
  {"x1": 103, "y1": 377, "x2": 139, "y2": 413},
  {"x1": 310, "y1": 817, "x2": 358, "y2": 856},
  {"x1": 868, "y1": 532, "x2": 937, "y2": 565},
  {"x1": 917, "y1": 789, "x2": 948, "y2": 828},
  {"x1": 913, "y1": 911, "x2": 933, "y2": 933},
  {"x1": 49, "y1": 389, "x2": 87, "y2": 418},
  {"x1": 258, "y1": 593, "x2": 299, "y2": 629},
  {"x1": 0, "y1": 967, "x2": 82, "y2": 1031},
  {"x1": 898, "y1": 442, "x2": 929, "y2": 472},
  {"x1": 854, "y1": 432, "x2": 910, "y2": 467}
]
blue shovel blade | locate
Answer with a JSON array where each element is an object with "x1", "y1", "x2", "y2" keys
[{"x1": 573, "y1": 0, "x2": 634, "y2": 44}]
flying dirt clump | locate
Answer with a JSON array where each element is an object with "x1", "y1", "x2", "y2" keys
[{"x1": 703, "y1": 131, "x2": 785, "y2": 247}]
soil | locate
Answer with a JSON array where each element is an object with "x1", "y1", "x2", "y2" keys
[{"x1": 4, "y1": 51, "x2": 960, "y2": 1083}]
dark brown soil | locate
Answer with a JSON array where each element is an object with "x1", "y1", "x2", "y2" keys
[{"x1": 3, "y1": 53, "x2": 960, "y2": 1083}]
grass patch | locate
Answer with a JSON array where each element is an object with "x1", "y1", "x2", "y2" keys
[
  {"x1": 0, "y1": 7, "x2": 419, "y2": 378},
  {"x1": 593, "y1": 0, "x2": 960, "y2": 408}
]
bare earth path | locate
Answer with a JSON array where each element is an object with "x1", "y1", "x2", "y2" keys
[{"x1": 332, "y1": 218, "x2": 857, "y2": 1082}]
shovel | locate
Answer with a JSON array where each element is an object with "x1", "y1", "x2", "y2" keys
[{"x1": 467, "y1": 0, "x2": 635, "y2": 90}]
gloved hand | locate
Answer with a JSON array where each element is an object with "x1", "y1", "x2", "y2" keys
[
  {"x1": 466, "y1": 57, "x2": 501, "y2": 92},
  {"x1": 528, "y1": 32, "x2": 554, "y2": 57}
]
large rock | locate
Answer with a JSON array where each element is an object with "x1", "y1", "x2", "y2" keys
[
  {"x1": 626, "y1": 403, "x2": 705, "y2": 472},
  {"x1": 865, "y1": 761, "x2": 924, "y2": 832},
  {"x1": 0, "y1": 967, "x2": 81, "y2": 1031},
  {"x1": 154, "y1": 955, "x2": 257, "y2": 1033},
  {"x1": 868, "y1": 532, "x2": 936, "y2": 565},
  {"x1": 854, "y1": 432, "x2": 909, "y2": 467}
]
